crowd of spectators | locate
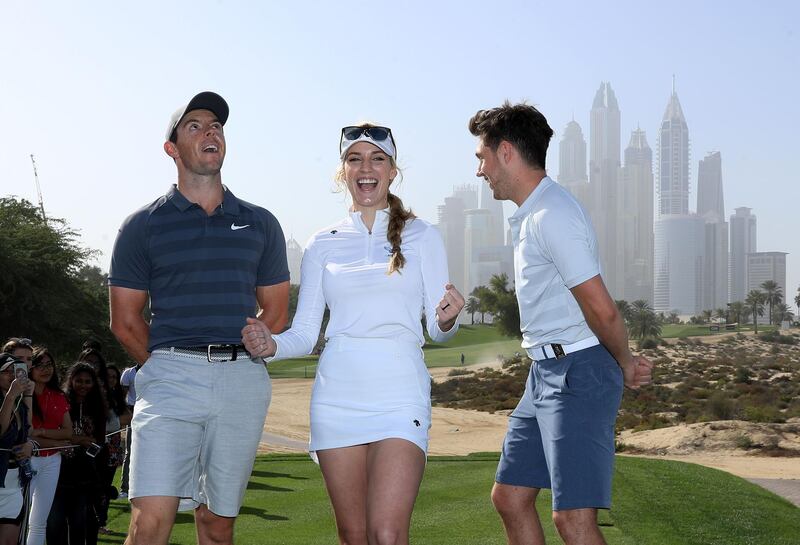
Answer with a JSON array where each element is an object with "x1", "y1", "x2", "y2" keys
[{"x1": 0, "y1": 337, "x2": 135, "y2": 544}]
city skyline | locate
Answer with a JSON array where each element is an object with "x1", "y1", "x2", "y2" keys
[{"x1": 1, "y1": 2, "x2": 797, "y2": 302}]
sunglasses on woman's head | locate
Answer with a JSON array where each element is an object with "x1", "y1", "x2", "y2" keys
[{"x1": 340, "y1": 126, "x2": 396, "y2": 154}]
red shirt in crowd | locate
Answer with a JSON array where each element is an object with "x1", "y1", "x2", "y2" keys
[{"x1": 33, "y1": 387, "x2": 70, "y2": 457}]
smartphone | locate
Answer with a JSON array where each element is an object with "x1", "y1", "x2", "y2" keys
[
  {"x1": 13, "y1": 363, "x2": 28, "y2": 381},
  {"x1": 85, "y1": 442, "x2": 102, "y2": 458}
]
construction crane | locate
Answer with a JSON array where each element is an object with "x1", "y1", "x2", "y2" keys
[{"x1": 30, "y1": 154, "x2": 47, "y2": 221}]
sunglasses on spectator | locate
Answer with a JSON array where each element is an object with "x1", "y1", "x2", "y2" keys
[
  {"x1": 33, "y1": 359, "x2": 54, "y2": 368},
  {"x1": 9, "y1": 337, "x2": 32, "y2": 346}
]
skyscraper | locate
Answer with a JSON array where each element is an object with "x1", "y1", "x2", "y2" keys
[
  {"x1": 654, "y1": 215, "x2": 705, "y2": 315},
  {"x1": 479, "y1": 180, "x2": 505, "y2": 248},
  {"x1": 747, "y1": 251, "x2": 787, "y2": 323},
  {"x1": 286, "y1": 236, "x2": 303, "y2": 285},
  {"x1": 697, "y1": 152, "x2": 728, "y2": 310},
  {"x1": 589, "y1": 82, "x2": 622, "y2": 297},
  {"x1": 619, "y1": 128, "x2": 653, "y2": 303},
  {"x1": 657, "y1": 83, "x2": 690, "y2": 216},
  {"x1": 747, "y1": 252, "x2": 787, "y2": 302},
  {"x1": 730, "y1": 207, "x2": 757, "y2": 303},
  {"x1": 437, "y1": 189, "x2": 472, "y2": 293},
  {"x1": 653, "y1": 83, "x2": 704, "y2": 315},
  {"x1": 697, "y1": 152, "x2": 725, "y2": 222},
  {"x1": 558, "y1": 119, "x2": 591, "y2": 208}
]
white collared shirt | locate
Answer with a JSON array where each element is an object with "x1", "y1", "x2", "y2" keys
[
  {"x1": 508, "y1": 177, "x2": 600, "y2": 350},
  {"x1": 270, "y1": 209, "x2": 458, "y2": 360}
]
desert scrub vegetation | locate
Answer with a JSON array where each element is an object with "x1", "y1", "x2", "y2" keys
[
  {"x1": 432, "y1": 333, "x2": 800, "y2": 431},
  {"x1": 431, "y1": 356, "x2": 531, "y2": 413}
]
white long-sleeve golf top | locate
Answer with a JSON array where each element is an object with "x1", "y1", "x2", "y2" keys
[{"x1": 270, "y1": 208, "x2": 458, "y2": 360}]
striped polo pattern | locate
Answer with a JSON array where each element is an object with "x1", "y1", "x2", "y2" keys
[{"x1": 109, "y1": 185, "x2": 289, "y2": 351}]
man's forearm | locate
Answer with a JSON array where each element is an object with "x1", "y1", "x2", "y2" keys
[
  {"x1": 588, "y1": 312, "x2": 633, "y2": 368},
  {"x1": 113, "y1": 319, "x2": 151, "y2": 364}
]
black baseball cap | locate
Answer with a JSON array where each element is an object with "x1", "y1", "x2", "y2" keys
[{"x1": 166, "y1": 91, "x2": 229, "y2": 141}]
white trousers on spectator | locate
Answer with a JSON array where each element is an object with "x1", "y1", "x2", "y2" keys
[{"x1": 25, "y1": 453, "x2": 61, "y2": 545}]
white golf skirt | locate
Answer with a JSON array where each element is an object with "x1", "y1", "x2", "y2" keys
[{"x1": 309, "y1": 337, "x2": 431, "y2": 457}]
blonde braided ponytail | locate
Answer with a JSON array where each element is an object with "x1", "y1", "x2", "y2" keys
[{"x1": 386, "y1": 192, "x2": 414, "y2": 274}]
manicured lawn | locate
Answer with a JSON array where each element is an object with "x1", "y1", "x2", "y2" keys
[
  {"x1": 661, "y1": 324, "x2": 776, "y2": 338},
  {"x1": 266, "y1": 355, "x2": 320, "y2": 378},
  {"x1": 425, "y1": 323, "x2": 509, "y2": 347},
  {"x1": 101, "y1": 454, "x2": 799, "y2": 545},
  {"x1": 268, "y1": 325, "x2": 521, "y2": 377},
  {"x1": 267, "y1": 323, "x2": 786, "y2": 377}
]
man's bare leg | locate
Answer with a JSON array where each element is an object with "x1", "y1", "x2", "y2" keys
[
  {"x1": 195, "y1": 504, "x2": 236, "y2": 545},
  {"x1": 552, "y1": 508, "x2": 606, "y2": 545},
  {"x1": 491, "y1": 482, "x2": 545, "y2": 545},
  {"x1": 124, "y1": 496, "x2": 179, "y2": 545}
]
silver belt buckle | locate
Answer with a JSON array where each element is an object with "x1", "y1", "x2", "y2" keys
[{"x1": 206, "y1": 344, "x2": 237, "y2": 362}]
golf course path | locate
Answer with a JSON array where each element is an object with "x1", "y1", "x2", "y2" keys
[
  {"x1": 260, "y1": 432, "x2": 307, "y2": 452},
  {"x1": 747, "y1": 479, "x2": 800, "y2": 507}
]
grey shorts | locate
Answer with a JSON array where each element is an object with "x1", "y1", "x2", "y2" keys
[
  {"x1": 129, "y1": 349, "x2": 271, "y2": 517},
  {"x1": 495, "y1": 344, "x2": 623, "y2": 511}
]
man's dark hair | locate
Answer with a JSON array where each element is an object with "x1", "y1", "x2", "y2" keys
[{"x1": 468, "y1": 101, "x2": 554, "y2": 170}]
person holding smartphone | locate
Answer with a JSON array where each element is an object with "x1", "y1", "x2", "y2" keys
[
  {"x1": 26, "y1": 347, "x2": 71, "y2": 545},
  {"x1": 46, "y1": 363, "x2": 107, "y2": 545},
  {"x1": 0, "y1": 353, "x2": 34, "y2": 545}
]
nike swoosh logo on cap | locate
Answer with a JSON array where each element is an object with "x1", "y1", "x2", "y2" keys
[{"x1": 231, "y1": 223, "x2": 250, "y2": 231}]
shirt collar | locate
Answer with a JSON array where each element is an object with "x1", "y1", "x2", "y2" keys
[
  {"x1": 166, "y1": 184, "x2": 241, "y2": 216},
  {"x1": 508, "y1": 176, "x2": 554, "y2": 225},
  {"x1": 349, "y1": 207, "x2": 390, "y2": 233}
]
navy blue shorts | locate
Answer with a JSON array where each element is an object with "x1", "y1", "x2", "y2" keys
[{"x1": 495, "y1": 344, "x2": 623, "y2": 511}]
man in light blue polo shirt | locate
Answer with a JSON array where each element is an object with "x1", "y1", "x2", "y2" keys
[{"x1": 469, "y1": 102, "x2": 652, "y2": 545}]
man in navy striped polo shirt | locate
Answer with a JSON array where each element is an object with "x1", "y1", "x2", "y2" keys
[{"x1": 108, "y1": 91, "x2": 289, "y2": 545}]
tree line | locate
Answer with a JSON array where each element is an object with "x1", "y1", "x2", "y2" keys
[
  {"x1": 0, "y1": 197, "x2": 128, "y2": 364},
  {"x1": 467, "y1": 274, "x2": 799, "y2": 342}
]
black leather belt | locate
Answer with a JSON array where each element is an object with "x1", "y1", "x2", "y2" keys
[{"x1": 172, "y1": 344, "x2": 250, "y2": 362}]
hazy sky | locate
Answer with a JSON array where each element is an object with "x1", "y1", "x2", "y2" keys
[{"x1": 2, "y1": 1, "x2": 798, "y2": 303}]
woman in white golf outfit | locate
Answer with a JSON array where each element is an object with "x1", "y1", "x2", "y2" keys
[{"x1": 243, "y1": 124, "x2": 464, "y2": 545}]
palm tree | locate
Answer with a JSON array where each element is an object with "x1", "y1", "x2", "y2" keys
[
  {"x1": 465, "y1": 297, "x2": 479, "y2": 325},
  {"x1": 728, "y1": 301, "x2": 745, "y2": 327},
  {"x1": 701, "y1": 309, "x2": 713, "y2": 323},
  {"x1": 668, "y1": 312, "x2": 680, "y2": 325},
  {"x1": 471, "y1": 286, "x2": 493, "y2": 324},
  {"x1": 745, "y1": 290, "x2": 766, "y2": 333},
  {"x1": 772, "y1": 303, "x2": 794, "y2": 325},
  {"x1": 794, "y1": 287, "x2": 800, "y2": 319},
  {"x1": 760, "y1": 280, "x2": 783, "y2": 325},
  {"x1": 714, "y1": 308, "x2": 726, "y2": 322},
  {"x1": 615, "y1": 300, "x2": 632, "y2": 328},
  {"x1": 628, "y1": 300, "x2": 662, "y2": 339}
]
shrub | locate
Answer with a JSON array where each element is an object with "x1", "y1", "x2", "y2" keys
[
  {"x1": 708, "y1": 391, "x2": 737, "y2": 420},
  {"x1": 735, "y1": 434, "x2": 754, "y2": 449},
  {"x1": 743, "y1": 405, "x2": 785, "y2": 423},
  {"x1": 734, "y1": 366, "x2": 752, "y2": 384},
  {"x1": 639, "y1": 337, "x2": 659, "y2": 350}
]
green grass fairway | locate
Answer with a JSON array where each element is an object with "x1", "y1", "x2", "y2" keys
[
  {"x1": 268, "y1": 325, "x2": 521, "y2": 377},
  {"x1": 265, "y1": 322, "x2": 785, "y2": 377},
  {"x1": 266, "y1": 355, "x2": 320, "y2": 378},
  {"x1": 101, "y1": 454, "x2": 799, "y2": 544},
  {"x1": 661, "y1": 324, "x2": 776, "y2": 338}
]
